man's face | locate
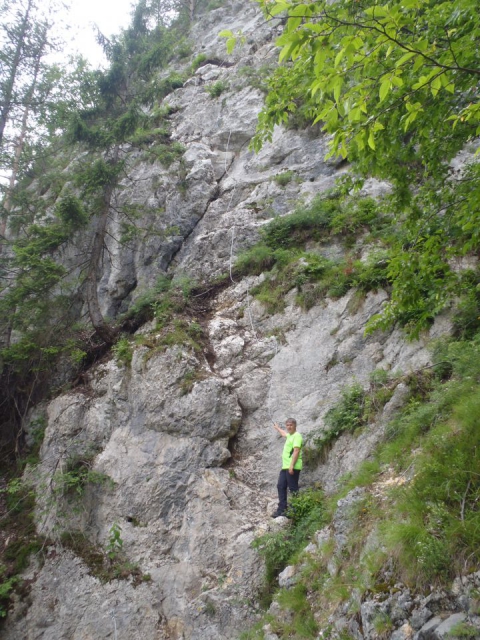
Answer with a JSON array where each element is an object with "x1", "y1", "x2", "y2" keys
[{"x1": 286, "y1": 421, "x2": 296, "y2": 434}]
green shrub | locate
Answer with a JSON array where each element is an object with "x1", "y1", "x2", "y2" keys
[
  {"x1": 262, "y1": 195, "x2": 339, "y2": 249},
  {"x1": 150, "y1": 141, "x2": 185, "y2": 167},
  {"x1": 174, "y1": 40, "x2": 192, "y2": 60},
  {"x1": 0, "y1": 480, "x2": 44, "y2": 619},
  {"x1": 352, "y1": 253, "x2": 391, "y2": 293},
  {"x1": 0, "y1": 569, "x2": 17, "y2": 618},
  {"x1": 206, "y1": 80, "x2": 229, "y2": 98},
  {"x1": 112, "y1": 336, "x2": 133, "y2": 367},
  {"x1": 154, "y1": 319, "x2": 204, "y2": 353},
  {"x1": 157, "y1": 72, "x2": 186, "y2": 100},
  {"x1": 325, "y1": 384, "x2": 366, "y2": 433},
  {"x1": 191, "y1": 53, "x2": 208, "y2": 72},
  {"x1": 235, "y1": 244, "x2": 276, "y2": 276},
  {"x1": 304, "y1": 384, "x2": 366, "y2": 466},
  {"x1": 251, "y1": 280, "x2": 287, "y2": 315},
  {"x1": 273, "y1": 170, "x2": 294, "y2": 187},
  {"x1": 275, "y1": 583, "x2": 319, "y2": 638},
  {"x1": 446, "y1": 622, "x2": 480, "y2": 639},
  {"x1": 329, "y1": 197, "x2": 380, "y2": 235},
  {"x1": 53, "y1": 453, "x2": 112, "y2": 499}
]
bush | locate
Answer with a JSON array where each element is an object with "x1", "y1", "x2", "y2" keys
[
  {"x1": 235, "y1": 244, "x2": 276, "y2": 276},
  {"x1": 112, "y1": 336, "x2": 133, "y2": 367},
  {"x1": 329, "y1": 197, "x2": 380, "y2": 235},
  {"x1": 273, "y1": 170, "x2": 294, "y2": 187},
  {"x1": 191, "y1": 53, "x2": 207, "y2": 72},
  {"x1": 53, "y1": 453, "x2": 112, "y2": 498},
  {"x1": 303, "y1": 384, "x2": 367, "y2": 466},
  {"x1": 157, "y1": 72, "x2": 186, "y2": 100},
  {"x1": 262, "y1": 195, "x2": 338, "y2": 249},
  {"x1": 150, "y1": 141, "x2": 185, "y2": 167},
  {"x1": 0, "y1": 569, "x2": 17, "y2": 618},
  {"x1": 206, "y1": 80, "x2": 229, "y2": 98}
]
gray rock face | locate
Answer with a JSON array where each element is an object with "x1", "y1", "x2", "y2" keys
[{"x1": 1, "y1": 3, "x2": 469, "y2": 640}]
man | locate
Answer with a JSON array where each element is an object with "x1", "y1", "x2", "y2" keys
[{"x1": 272, "y1": 418, "x2": 303, "y2": 518}]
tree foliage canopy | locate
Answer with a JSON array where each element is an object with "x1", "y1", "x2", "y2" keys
[{"x1": 252, "y1": 0, "x2": 480, "y2": 335}]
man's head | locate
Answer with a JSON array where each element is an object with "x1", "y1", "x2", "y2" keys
[{"x1": 286, "y1": 418, "x2": 297, "y2": 434}]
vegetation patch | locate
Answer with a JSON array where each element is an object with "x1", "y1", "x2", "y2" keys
[
  {"x1": 0, "y1": 479, "x2": 45, "y2": 618},
  {"x1": 252, "y1": 488, "x2": 326, "y2": 605},
  {"x1": 206, "y1": 80, "x2": 229, "y2": 98},
  {"x1": 234, "y1": 192, "x2": 392, "y2": 316},
  {"x1": 243, "y1": 337, "x2": 480, "y2": 636},
  {"x1": 52, "y1": 452, "x2": 113, "y2": 500},
  {"x1": 272, "y1": 170, "x2": 295, "y2": 188},
  {"x1": 304, "y1": 370, "x2": 396, "y2": 466},
  {"x1": 60, "y1": 526, "x2": 146, "y2": 585}
]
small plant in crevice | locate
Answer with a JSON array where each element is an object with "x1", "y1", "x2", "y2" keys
[
  {"x1": 372, "y1": 611, "x2": 394, "y2": 637},
  {"x1": 203, "y1": 599, "x2": 216, "y2": 617},
  {"x1": 206, "y1": 80, "x2": 229, "y2": 98},
  {"x1": 106, "y1": 522, "x2": 123, "y2": 560},
  {"x1": 273, "y1": 582, "x2": 319, "y2": 639},
  {"x1": 52, "y1": 452, "x2": 113, "y2": 500},
  {"x1": 273, "y1": 170, "x2": 295, "y2": 187},
  {"x1": 60, "y1": 529, "x2": 145, "y2": 585},
  {"x1": 446, "y1": 622, "x2": 480, "y2": 639},
  {"x1": 112, "y1": 336, "x2": 133, "y2": 367},
  {"x1": 179, "y1": 368, "x2": 206, "y2": 395},
  {"x1": 191, "y1": 53, "x2": 208, "y2": 72}
]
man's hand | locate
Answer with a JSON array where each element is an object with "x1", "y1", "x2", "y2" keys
[
  {"x1": 273, "y1": 423, "x2": 287, "y2": 437},
  {"x1": 290, "y1": 447, "x2": 300, "y2": 473}
]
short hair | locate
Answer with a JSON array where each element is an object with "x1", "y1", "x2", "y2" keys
[{"x1": 286, "y1": 418, "x2": 297, "y2": 427}]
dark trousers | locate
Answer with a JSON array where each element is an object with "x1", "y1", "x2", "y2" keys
[{"x1": 277, "y1": 469, "x2": 300, "y2": 514}]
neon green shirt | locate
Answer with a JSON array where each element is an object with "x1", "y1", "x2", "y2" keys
[{"x1": 282, "y1": 432, "x2": 303, "y2": 470}]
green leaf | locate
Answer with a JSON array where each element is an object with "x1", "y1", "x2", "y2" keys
[
  {"x1": 379, "y1": 80, "x2": 390, "y2": 102},
  {"x1": 333, "y1": 77, "x2": 344, "y2": 103},
  {"x1": 267, "y1": 1, "x2": 290, "y2": 17},
  {"x1": 287, "y1": 16, "x2": 302, "y2": 31},
  {"x1": 334, "y1": 48, "x2": 345, "y2": 68},
  {"x1": 367, "y1": 129, "x2": 376, "y2": 150},
  {"x1": 431, "y1": 75, "x2": 441, "y2": 97},
  {"x1": 395, "y1": 51, "x2": 416, "y2": 67}
]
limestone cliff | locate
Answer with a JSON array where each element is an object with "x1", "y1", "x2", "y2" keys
[{"x1": 1, "y1": 3, "x2": 476, "y2": 640}]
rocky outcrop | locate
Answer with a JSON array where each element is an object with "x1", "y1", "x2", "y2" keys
[
  {"x1": 267, "y1": 486, "x2": 480, "y2": 640},
  {"x1": 0, "y1": 2, "x2": 466, "y2": 639}
]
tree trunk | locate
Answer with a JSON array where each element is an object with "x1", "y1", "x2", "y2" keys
[
  {"x1": 0, "y1": 0, "x2": 34, "y2": 148},
  {"x1": 1, "y1": 26, "x2": 46, "y2": 235}
]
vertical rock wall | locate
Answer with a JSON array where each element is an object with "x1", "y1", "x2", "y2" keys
[{"x1": 1, "y1": 2, "x2": 452, "y2": 638}]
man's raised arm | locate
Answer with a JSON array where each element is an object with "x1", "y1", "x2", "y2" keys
[{"x1": 273, "y1": 422, "x2": 288, "y2": 437}]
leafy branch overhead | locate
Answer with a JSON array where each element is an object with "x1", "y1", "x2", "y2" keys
[
  {"x1": 254, "y1": 0, "x2": 479, "y2": 160},
  {"x1": 238, "y1": 0, "x2": 480, "y2": 336}
]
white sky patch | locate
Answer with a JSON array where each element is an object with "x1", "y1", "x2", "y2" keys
[{"x1": 63, "y1": 0, "x2": 136, "y2": 67}]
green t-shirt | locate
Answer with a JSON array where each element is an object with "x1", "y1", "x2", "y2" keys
[{"x1": 282, "y1": 432, "x2": 303, "y2": 470}]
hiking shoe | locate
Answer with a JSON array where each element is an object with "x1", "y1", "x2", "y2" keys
[{"x1": 271, "y1": 510, "x2": 286, "y2": 518}]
